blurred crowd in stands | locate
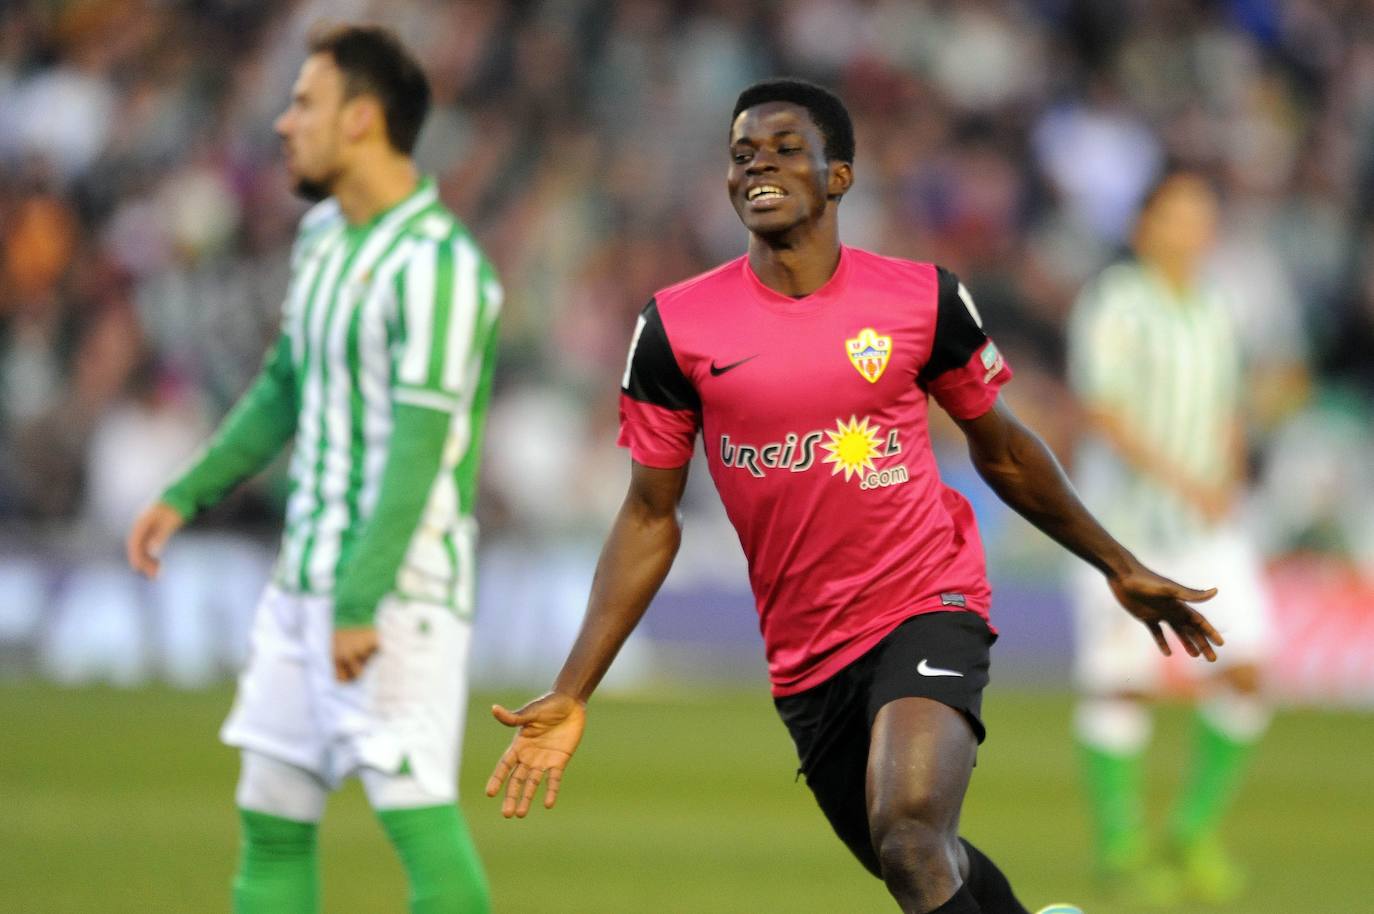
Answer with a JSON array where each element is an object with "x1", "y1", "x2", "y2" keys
[{"x1": 2, "y1": 0, "x2": 1374, "y2": 686}]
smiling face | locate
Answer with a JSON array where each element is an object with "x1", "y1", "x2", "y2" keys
[
  {"x1": 727, "y1": 102, "x2": 851, "y2": 238},
  {"x1": 274, "y1": 54, "x2": 351, "y2": 201}
]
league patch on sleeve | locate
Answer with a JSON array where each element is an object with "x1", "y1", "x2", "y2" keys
[
  {"x1": 980, "y1": 341, "x2": 1005, "y2": 383},
  {"x1": 926, "y1": 339, "x2": 1013, "y2": 420}
]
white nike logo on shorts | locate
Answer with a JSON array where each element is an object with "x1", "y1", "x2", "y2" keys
[{"x1": 917, "y1": 658, "x2": 964, "y2": 678}]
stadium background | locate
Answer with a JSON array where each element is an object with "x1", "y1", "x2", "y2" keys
[{"x1": 1, "y1": 1, "x2": 1371, "y2": 911}]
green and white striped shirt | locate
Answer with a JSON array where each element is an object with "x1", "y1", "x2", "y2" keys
[
  {"x1": 164, "y1": 177, "x2": 501, "y2": 623},
  {"x1": 1067, "y1": 260, "x2": 1240, "y2": 548}
]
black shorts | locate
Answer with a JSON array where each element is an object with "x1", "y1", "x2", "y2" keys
[{"x1": 773, "y1": 611, "x2": 995, "y2": 876}]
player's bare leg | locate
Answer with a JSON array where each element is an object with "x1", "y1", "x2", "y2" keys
[{"x1": 868, "y1": 697, "x2": 994, "y2": 913}]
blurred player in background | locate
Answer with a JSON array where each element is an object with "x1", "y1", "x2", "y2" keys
[
  {"x1": 486, "y1": 79, "x2": 1223, "y2": 914},
  {"x1": 126, "y1": 24, "x2": 500, "y2": 914},
  {"x1": 1066, "y1": 170, "x2": 1274, "y2": 905}
]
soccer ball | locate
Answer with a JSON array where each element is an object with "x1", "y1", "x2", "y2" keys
[{"x1": 1035, "y1": 906, "x2": 1084, "y2": 914}]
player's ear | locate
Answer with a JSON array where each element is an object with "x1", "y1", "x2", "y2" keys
[
  {"x1": 827, "y1": 161, "x2": 853, "y2": 202},
  {"x1": 342, "y1": 95, "x2": 380, "y2": 144}
]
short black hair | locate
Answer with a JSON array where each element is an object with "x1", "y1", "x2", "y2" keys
[
  {"x1": 732, "y1": 79, "x2": 855, "y2": 163},
  {"x1": 309, "y1": 23, "x2": 430, "y2": 155},
  {"x1": 1137, "y1": 163, "x2": 1215, "y2": 216}
]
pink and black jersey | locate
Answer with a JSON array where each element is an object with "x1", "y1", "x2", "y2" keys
[{"x1": 618, "y1": 245, "x2": 1013, "y2": 696}]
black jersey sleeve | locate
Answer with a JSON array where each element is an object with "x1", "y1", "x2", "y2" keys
[
  {"x1": 621, "y1": 298, "x2": 701, "y2": 411},
  {"x1": 617, "y1": 298, "x2": 701, "y2": 468},
  {"x1": 917, "y1": 267, "x2": 990, "y2": 386},
  {"x1": 918, "y1": 267, "x2": 1013, "y2": 419}
]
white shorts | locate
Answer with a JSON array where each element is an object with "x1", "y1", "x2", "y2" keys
[
  {"x1": 220, "y1": 585, "x2": 471, "y2": 801},
  {"x1": 1070, "y1": 525, "x2": 1274, "y2": 694}
]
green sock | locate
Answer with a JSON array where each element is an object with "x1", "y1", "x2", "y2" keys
[
  {"x1": 1078, "y1": 740, "x2": 1146, "y2": 872},
  {"x1": 377, "y1": 804, "x2": 491, "y2": 914},
  {"x1": 1168, "y1": 712, "x2": 1259, "y2": 847},
  {"x1": 232, "y1": 808, "x2": 319, "y2": 914}
]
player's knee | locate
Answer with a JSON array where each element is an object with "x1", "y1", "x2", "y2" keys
[
  {"x1": 1218, "y1": 663, "x2": 1263, "y2": 695},
  {"x1": 1199, "y1": 676, "x2": 1271, "y2": 743},
  {"x1": 869, "y1": 788, "x2": 957, "y2": 881},
  {"x1": 871, "y1": 814, "x2": 955, "y2": 885},
  {"x1": 236, "y1": 751, "x2": 327, "y2": 823},
  {"x1": 1075, "y1": 695, "x2": 1152, "y2": 753}
]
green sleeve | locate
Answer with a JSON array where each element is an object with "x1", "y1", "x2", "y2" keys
[
  {"x1": 161, "y1": 335, "x2": 298, "y2": 521},
  {"x1": 332, "y1": 403, "x2": 449, "y2": 627}
]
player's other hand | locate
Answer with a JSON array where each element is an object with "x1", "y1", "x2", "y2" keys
[
  {"x1": 1187, "y1": 481, "x2": 1237, "y2": 526},
  {"x1": 333, "y1": 626, "x2": 379, "y2": 681},
  {"x1": 486, "y1": 692, "x2": 587, "y2": 819},
  {"x1": 126, "y1": 501, "x2": 186, "y2": 579},
  {"x1": 1107, "y1": 562, "x2": 1224, "y2": 662}
]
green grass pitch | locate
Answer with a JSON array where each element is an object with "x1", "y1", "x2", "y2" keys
[{"x1": 1, "y1": 683, "x2": 1369, "y2": 912}]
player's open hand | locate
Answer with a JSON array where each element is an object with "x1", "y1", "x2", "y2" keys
[
  {"x1": 1107, "y1": 564, "x2": 1224, "y2": 661},
  {"x1": 486, "y1": 692, "x2": 587, "y2": 818},
  {"x1": 126, "y1": 501, "x2": 186, "y2": 578},
  {"x1": 332, "y1": 626, "x2": 379, "y2": 681}
]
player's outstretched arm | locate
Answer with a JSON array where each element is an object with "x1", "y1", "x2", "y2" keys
[
  {"x1": 953, "y1": 397, "x2": 1223, "y2": 661},
  {"x1": 486, "y1": 460, "x2": 689, "y2": 818}
]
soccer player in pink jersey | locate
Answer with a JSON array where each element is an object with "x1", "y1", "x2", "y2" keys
[{"x1": 486, "y1": 80, "x2": 1223, "y2": 914}]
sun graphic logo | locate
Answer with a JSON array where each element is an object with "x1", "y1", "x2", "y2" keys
[{"x1": 821, "y1": 416, "x2": 884, "y2": 481}]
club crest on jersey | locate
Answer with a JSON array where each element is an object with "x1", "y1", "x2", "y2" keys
[{"x1": 846, "y1": 328, "x2": 891, "y2": 383}]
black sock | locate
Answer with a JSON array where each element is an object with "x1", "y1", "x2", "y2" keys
[
  {"x1": 926, "y1": 883, "x2": 982, "y2": 914},
  {"x1": 960, "y1": 839, "x2": 1030, "y2": 914}
]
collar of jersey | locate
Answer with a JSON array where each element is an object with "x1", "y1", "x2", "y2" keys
[
  {"x1": 344, "y1": 176, "x2": 438, "y2": 237},
  {"x1": 1136, "y1": 260, "x2": 1204, "y2": 311},
  {"x1": 740, "y1": 244, "x2": 851, "y2": 316}
]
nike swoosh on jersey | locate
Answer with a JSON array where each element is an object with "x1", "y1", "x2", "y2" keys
[
  {"x1": 709, "y1": 355, "x2": 759, "y2": 376},
  {"x1": 917, "y1": 658, "x2": 964, "y2": 678}
]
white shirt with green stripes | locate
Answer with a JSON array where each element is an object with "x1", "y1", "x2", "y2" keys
[
  {"x1": 1067, "y1": 259, "x2": 1241, "y2": 549},
  {"x1": 165, "y1": 177, "x2": 502, "y2": 624}
]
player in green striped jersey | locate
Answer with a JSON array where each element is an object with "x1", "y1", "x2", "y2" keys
[
  {"x1": 127, "y1": 24, "x2": 497, "y2": 914},
  {"x1": 1066, "y1": 171, "x2": 1273, "y2": 906}
]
